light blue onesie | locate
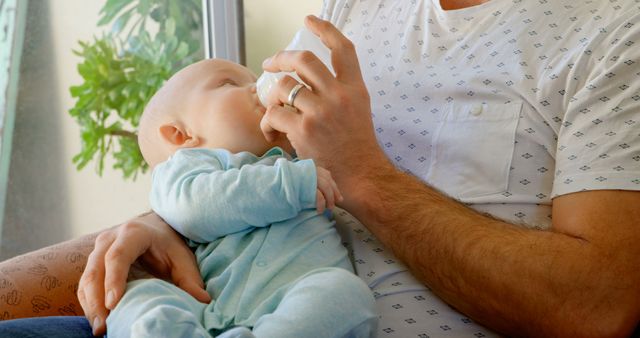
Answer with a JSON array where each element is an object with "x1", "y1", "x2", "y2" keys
[{"x1": 106, "y1": 147, "x2": 377, "y2": 338}]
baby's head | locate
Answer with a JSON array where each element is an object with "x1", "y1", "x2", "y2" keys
[{"x1": 138, "y1": 59, "x2": 293, "y2": 168}]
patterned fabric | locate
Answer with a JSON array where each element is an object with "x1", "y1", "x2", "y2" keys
[
  {"x1": 320, "y1": 0, "x2": 640, "y2": 229},
  {"x1": 308, "y1": 0, "x2": 640, "y2": 336}
]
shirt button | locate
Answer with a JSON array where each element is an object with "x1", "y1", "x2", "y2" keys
[
  {"x1": 471, "y1": 105, "x2": 483, "y2": 116},
  {"x1": 256, "y1": 261, "x2": 267, "y2": 267}
]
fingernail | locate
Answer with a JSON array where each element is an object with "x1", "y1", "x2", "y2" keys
[
  {"x1": 106, "y1": 290, "x2": 114, "y2": 309},
  {"x1": 93, "y1": 317, "x2": 102, "y2": 334},
  {"x1": 307, "y1": 14, "x2": 318, "y2": 21},
  {"x1": 200, "y1": 288, "x2": 212, "y2": 302},
  {"x1": 266, "y1": 105, "x2": 280, "y2": 115},
  {"x1": 262, "y1": 57, "x2": 272, "y2": 68}
]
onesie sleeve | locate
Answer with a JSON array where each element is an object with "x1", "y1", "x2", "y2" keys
[
  {"x1": 150, "y1": 148, "x2": 317, "y2": 243},
  {"x1": 552, "y1": 14, "x2": 640, "y2": 198}
]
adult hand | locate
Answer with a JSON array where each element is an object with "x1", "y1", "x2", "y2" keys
[
  {"x1": 77, "y1": 211, "x2": 211, "y2": 336},
  {"x1": 260, "y1": 15, "x2": 391, "y2": 195}
]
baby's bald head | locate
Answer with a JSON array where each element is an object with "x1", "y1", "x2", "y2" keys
[
  {"x1": 137, "y1": 90, "x2": 172, "y2": 168},
  {"x1": 137, "y1": 59, "x2": 282, "y2": 169},
  {"x1": 137, "y1": 59, "x2": 211, "y2": 168}
]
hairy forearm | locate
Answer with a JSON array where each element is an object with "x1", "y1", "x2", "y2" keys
[{"x1": 340, "y1": 161, "x2": 637, "y2": 337}]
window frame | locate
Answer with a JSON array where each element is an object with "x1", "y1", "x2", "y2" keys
[{"x1": 202, "y1": 0, "x2": 245, "y2": 64}]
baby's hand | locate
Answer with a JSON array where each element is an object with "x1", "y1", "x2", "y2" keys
[{"x1": 315, "y1": 166, "x2": 343, "y2": 213}]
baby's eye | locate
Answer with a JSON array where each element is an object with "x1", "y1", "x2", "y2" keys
[{"x1": 220, "y1": 79, "x2": 237, "y2": 87}]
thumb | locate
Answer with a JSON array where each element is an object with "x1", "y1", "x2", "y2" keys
[
  {"x1": 169, "y1": 252, "x2": 212, "y2": 303},
  {"x1": 176, "y1": 278, "x2": 212, "y2": 304},
  {"x1": 261, "y1": 104, "x2": 301, "y2": 139}
]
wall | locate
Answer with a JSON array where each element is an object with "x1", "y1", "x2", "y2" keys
[
  {"x1": 0, "y1": 0, "x2": 322, "y2": 260},
  {"x1": 0, "y1": 0, "x2": 152, "y2": 260},
  {"x1": 244, "y1": 0, "x2": 323, "y2": 74}
]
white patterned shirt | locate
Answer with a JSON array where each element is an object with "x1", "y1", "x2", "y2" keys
[
  {"x1": 322, "y1": 0, "x2": 640, "y2": 229},
  {"x1": 297, "y1": 0, "x2": 640, "y2": 336}
]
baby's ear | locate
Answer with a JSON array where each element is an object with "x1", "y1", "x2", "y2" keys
[{"x1": 159, "y1": 123, "x2": 200, "y2": 148}]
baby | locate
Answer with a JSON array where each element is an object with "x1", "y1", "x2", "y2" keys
[{"x1": 105, "y1": 59, "x2": 377, "y2": 338}]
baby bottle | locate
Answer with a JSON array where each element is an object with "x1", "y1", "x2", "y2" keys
[{"x1": 256, "y1": 26, "x2": 334, "y2": 107}]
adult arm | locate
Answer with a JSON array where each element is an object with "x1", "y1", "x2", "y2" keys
[
  {"x1": 77, "y1": 211, "x2": 210, "y2": 336},
  {"x1": 0, "y1": 230, "x2": 98, "y2": 319},
  {"x1": 151, "y1": 149, "x2": 318, "y2": 242},
  {"x1": 341, "y1": 165, "x2": 640, "y2": 337},
  {"x1": 261, "y1": 16, "x2": 640, "y2": 337}
]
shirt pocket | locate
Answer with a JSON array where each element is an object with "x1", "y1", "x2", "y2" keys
[{"x1": 425, "y1": 101, "x2": 522, "y2": 202}]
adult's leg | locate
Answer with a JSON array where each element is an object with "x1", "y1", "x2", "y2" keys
[
  {"x1": 0, "y1": 231, "x2": 99, "y2": 319},
  {"x1": 0, "y1": 316, "x2": 93, "y2": 338}
]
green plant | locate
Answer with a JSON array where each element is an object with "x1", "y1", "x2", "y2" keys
[{"x1": 69, "y1": 0, "x2": 202, "y2": 179}]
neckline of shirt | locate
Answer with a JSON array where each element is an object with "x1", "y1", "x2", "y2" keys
[{"x1": 430, "y1": 0, "x2": 505, "y2": 20}]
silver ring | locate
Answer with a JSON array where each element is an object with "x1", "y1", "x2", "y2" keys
[{"x1": 287, "y1": 83, "x2": 305, "y2": 107}]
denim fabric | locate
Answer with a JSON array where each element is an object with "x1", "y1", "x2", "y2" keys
[{"x1": 0, "y1": 316, "x2": 94, "y2": 338}]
